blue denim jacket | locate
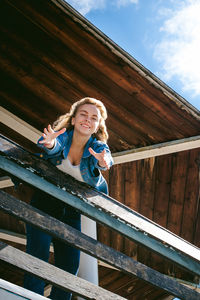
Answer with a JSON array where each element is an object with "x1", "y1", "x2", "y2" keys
[{"x1": 37, "y1": 129, "x2": 113, "y2": 194}]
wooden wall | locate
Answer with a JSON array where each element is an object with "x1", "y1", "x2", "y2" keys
[{"x1": 99, "y1": 149, "x2": 200, "y2": 282}]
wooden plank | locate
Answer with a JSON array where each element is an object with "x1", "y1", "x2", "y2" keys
[
  {"x1": 124, "y1": 161, "x2": 140, "y2": 259},
  {"x1": 0, "y1": 191, "x2": 199, "y2": 300},
  {"x1": 181, "y1": 149, "x2": 200, "y2": 243},
  {"x1": 0, "y1": 278, "x2": 48, "y2": 300},
  {"x1": 112, "y1": 135, "x2": 200, "y2": 164},
  {"x1": 0, "y1": 176, "x2": 14, "y2": 188},
  {"x1": 151, "y1": 155, "x2": 172, "y2": 274},
  {"x1": 0, "y1": 122, "x2": 39, "y2": 153},
  {"x1": 0, "y1": 136, "x2": 199, "y2": 275},
  {"x1": 167, "y1": 152, "x2": 189, "y2": 235},
  {"x1": 0, "y1": 241, "x2": 125, "y2": 300},
  {"x1": 139, "y1": 157, "x2": 156, "y2": 220},
  {"x1": 109, "y1": 164, "x2": 125, "y2": 252},
  {"x1": 98, "y1": 171, "x2": 111, "y2": 247},
  {"x1": 153, "y1": 155, "x2": 172, "y2": 227},
  {"x1": 137, "y1": 158, "x2": 156, "y2": 268},
  {"x1": 194, "y1": 190, "x2": 200, "y2": 248},
  {"x1": 0, "y1": 107, "x2": 41, "y2": 144}
]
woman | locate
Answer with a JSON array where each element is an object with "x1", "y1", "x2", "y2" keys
[{"x1": 24, "y1": 97, "x2": 113, "y2": 300}]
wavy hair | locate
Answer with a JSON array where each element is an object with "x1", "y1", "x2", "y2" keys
[{"x1": 53, "y1": 97, "x2": 109, "y2": 142}]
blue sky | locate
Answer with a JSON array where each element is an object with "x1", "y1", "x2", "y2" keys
[{"x1": 65, "y1": 0, "x2": 200, "y2": 112}]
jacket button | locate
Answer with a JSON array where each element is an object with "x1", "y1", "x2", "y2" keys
[
  {"x1": 40, "y1": 154, "x2": 43, "y2": 158},
  {"x1": 57, "y1": 160, "x2": 60, "y2": 164}
]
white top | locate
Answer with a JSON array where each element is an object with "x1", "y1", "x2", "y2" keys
[{"x1": 57, "y1": 157, "x2": 84, "y2": 182}]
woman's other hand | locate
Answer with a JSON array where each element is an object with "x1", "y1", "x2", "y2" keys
[{"x1": 89, "y1": 147, "x2": 110, "y2": 170}]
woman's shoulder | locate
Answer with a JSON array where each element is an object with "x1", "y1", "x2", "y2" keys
[{"x1": 90, "y1": 138, "x2": 109, "y2": 151}]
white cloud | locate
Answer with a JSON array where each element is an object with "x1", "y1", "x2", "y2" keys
[
  {"x1": 66, "y1": 0, "x2": 106, "y2": 15},
  {"x1": 154, "y1": 0, "x2": 200, "y2": 97},
  {"x1": 66, "y1": 0, "x2": 138, "y2": 15},
  {"x1": 115, "y1": 0, "x2": 138, "y2": 8}
]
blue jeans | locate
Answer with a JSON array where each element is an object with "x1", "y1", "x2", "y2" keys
[{"x1": 24, "y1": 190, "x2": 81, "y2": 300}]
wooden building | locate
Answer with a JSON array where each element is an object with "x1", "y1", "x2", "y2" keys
[{"x1": 0, "y1": 0, "x2": 200, "y2": 299}]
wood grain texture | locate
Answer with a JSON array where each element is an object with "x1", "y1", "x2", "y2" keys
[
  {"x1": 0, "y1": 241, "x2": 126, "y2": 300},
  {"x1": 1, "y1": 191, "x2": 199, "y2": 300},
  {"x1": 1, "y1": 136, "x2": 199, "y2": 277}
]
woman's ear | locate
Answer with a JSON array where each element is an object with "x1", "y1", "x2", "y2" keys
[{"x1": 71, "y1": 117, "x2": 75, "y2": 126}]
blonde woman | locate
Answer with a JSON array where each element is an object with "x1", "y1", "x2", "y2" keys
[{"x1": 24, "y1": 98, "x2": 113, "y2": 300}]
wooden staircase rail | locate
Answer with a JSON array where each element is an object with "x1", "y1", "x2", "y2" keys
[
  {"x1": 0, "y1": 135, "x2": 199, "y2": 275},
  {"x1": 0, "y1": 190, "x2": 200, "y2": 300},
  {"x1": 0, "y1": 240, "x2": 125, "y2": 300},
  {"x1": 0, "y1": 278, "x2": 51, "y2": 300}
]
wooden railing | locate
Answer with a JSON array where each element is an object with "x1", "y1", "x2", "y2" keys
[{"x1": 0, "y1": 135, "x2": 200, "y2": 300}]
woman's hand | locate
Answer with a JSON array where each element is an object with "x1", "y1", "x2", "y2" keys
[
  {"x1": 89, "y1": 147, "x2": 110, "y2": 170},
  {"x1": 39, "y1": 125, "x2": 66, "y2": 149}
]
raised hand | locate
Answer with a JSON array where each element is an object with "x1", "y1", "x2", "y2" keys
[
  {"x1": 89, "y1": 147, "x2": 110, "y2": 170},
  {"x1": 39, "y1": 125, "x2": 66, "y2": 148}
]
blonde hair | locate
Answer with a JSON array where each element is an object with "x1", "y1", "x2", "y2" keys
[{"x1": 53, "y1": 97, "x2": 109, "y2": 142}]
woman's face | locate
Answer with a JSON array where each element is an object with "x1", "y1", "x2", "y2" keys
[{"x1": 72, "y1": 104, "x2": 101, "y2": 137}]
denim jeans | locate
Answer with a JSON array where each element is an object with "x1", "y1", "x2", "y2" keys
[{"x1": 24, "y1": 190, "x2": 81, "y2": 300}]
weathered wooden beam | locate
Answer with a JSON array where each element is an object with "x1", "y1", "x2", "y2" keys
[
  {"x1": 0, "y1": 106, "x2": 41, "y2": 144},
  {"x1": 0, "y1": 135, "x2": 199, "y2": 276},
  {"x1": 0, "y1": 241, "x2": 125, "y2": 300},
  {"x1": 0, "y1": 278, "x2": 48, "y2": 300},
  {"x1": 0, "y1": 175, "x2": 14, "y2": 188},
  {"x1": 113, "y1": 135, "x2": 200, "y2": 164},
  {"x1": 0, "y1": 191, "x2": 199, "y2": 300}
]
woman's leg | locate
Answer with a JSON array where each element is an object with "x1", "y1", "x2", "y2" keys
[
  {"x1": 24, "y1": 223, "x2": 52, "y2": 295},
  {"x1": 50, "y1": 239, "x2": 80, "y2": 300},
  {"x1": 50, "y1": 211, "x2": 81, "y2": 300}
]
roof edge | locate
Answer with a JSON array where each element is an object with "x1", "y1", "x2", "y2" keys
[{"x1": 51, "y1": 0, "x2": 200, "y2": 120}]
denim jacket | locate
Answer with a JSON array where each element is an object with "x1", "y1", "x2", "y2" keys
[{"x1": 37, "y1": 129, "x2": 113, "y2": 194}]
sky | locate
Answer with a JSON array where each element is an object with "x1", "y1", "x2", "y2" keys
[{"x1": 65, "y1": 0, "x2": 200, "y2": 112}]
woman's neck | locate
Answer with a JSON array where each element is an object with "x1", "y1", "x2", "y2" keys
[
  {"x1": 71, "y1": 130, "x2": 90, "y2": 149},
  {"x1": 67, "y1": 131, "x2": 91, "y2": 165}
]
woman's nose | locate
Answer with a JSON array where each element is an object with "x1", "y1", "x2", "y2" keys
[{"x1": 85, "y1": 116, "x2": 91, "y2": 123}]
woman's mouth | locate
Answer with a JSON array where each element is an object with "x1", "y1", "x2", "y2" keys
[{"x1": 81, "y1": 123, "x2": 90, "y2": 129}]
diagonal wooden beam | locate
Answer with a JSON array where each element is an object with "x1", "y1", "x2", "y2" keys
[
  {"x1": 0, "y1": 279, "x2": 48, "y2": 300},
  {"x1": 0, "y1": 135, "x2": 199, "y2": 276},
  {"x1": 113, "y1": 135, "x2": 200, "y2": 164},
  {"x1": 0, "y1": 191, "x2": 200, "y2": 300},
  {"x1": 0, "y1": 240, "x2": 125, "y2": 300},
  {"x1": 0, "y1": 176, "x2": 14, "y2": 188},
  {"x1": 0, "y1": 106, "x2": 41, "y2": 144}
]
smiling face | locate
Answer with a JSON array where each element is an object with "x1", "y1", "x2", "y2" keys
[{"x1": 71, "y1": 104, "x2": 101, "y2": 138}]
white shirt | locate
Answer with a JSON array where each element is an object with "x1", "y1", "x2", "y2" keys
[{"x1": 57, "y1": 157, "x2": 84, "y2": 182}]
